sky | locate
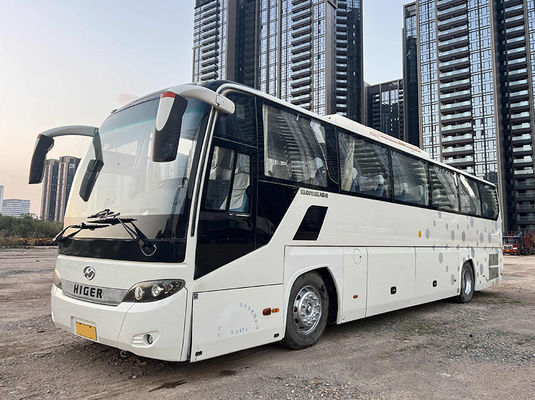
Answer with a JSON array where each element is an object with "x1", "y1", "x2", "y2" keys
[{"x1": 0, "y1": 0, "x2": 409, "y2": 215}]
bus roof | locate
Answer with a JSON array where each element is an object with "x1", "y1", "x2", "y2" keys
[{"x1": 204, "y1": 80, "x2": 497, "y2": 189}]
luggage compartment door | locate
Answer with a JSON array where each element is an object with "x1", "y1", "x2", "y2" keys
[{"x1": 366, "y1": 247, "x2": 416, "y2": 317}]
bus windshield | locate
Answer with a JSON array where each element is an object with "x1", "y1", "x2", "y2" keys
[{"x1": 64, "y1": 97, "x2": 209, "y2": 241}]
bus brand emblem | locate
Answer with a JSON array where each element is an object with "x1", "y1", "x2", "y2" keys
[
  {"x1": 83, "y1": 266, "x2": 95, "y2": 281},
  {"x1": 300, "y1": 189, "x2": 328, "y2": 199}
]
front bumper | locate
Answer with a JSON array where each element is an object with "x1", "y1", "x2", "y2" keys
[{"x1": 51, "y1": 285, "x2": 188, "y2": 361}]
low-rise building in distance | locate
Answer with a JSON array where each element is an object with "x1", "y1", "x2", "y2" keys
[{"x1": 2, "y1": 199, "x2": 31, "y2": 218}]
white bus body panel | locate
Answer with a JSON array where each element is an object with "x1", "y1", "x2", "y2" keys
[
  {"x1": 283, "y1": 246, "x2": 344, "y2": 321},
  {"x1": 415, "y1": 247, "x2": 459, "y2": 303},
  {"x1": 341, "y1": 247, "x2": 368, "y2": 321},
  {"x1": 190, "y1": 285, "x2": 284, "y2": 362},
  {"x1": 366, "y1": 247, "x2": 416, "y2": 317},
  {"x1": 191, "y1": 189, "x2": 502, "y2": 338},
  {"x1": 51, "y1": 255, "x2": 191, "y2": 361}
]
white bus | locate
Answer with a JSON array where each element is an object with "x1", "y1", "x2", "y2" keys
[{"x1": 29, "y1": 81, "x2": 503, "y2": 362}]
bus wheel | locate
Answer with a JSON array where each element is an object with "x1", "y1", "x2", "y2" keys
[
  {"x1": 283, "y1": 272, "x2": 329, "y2": 350},
  {"x1": 457, "y1": 263, "x2": 474, "y2": 303}
]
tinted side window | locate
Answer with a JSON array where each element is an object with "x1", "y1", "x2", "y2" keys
[
  {"x1": 339, "y1": 132, "x2": 391, "y2": 200},
  {"x1": 392, "y1": 151, "x2": 429, "y2": 206},
  {"x1": 229, "y1": 153, "x2": 251, "y2": 213},
  {"x1": 263, "y1": 105, "x2": 328, "y2": 188},
  {"x1": 478, "y1": 182, "x2": 499, "y2": 219},
  {"x1": 215, "y1": 92, "x2": 256, "y2": 146},
  {"x1": 205, "y1": 146, "x2": 251, "y2": 214},
  {"x1": 205, "y1": 146, "x2": 235, "y2": 210},
  {"x1": 429, "y1": 164, "x2": 459, "y2": 211},
  {"x1": 459, "y1": 175, "x2": 481, "y2": 216}
]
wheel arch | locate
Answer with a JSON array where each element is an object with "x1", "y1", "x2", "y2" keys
[
  {"x1": 284, "y1": 265, "x2": 341, "y2": 327},
  {"x1": 461, "y1": 258, "x2": 476, "y2": 291}
]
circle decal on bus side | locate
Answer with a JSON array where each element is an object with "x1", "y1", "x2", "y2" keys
[{"x1": 353, "y1": 248, "x2": 363, "y2": 265}]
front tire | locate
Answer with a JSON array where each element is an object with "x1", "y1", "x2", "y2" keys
[
  {"x1": 457, "y1": 263, "x2": 474, "y2": 303},
  {"x1": 283, "y1": 272, "x2": 329, "y2": 350}
]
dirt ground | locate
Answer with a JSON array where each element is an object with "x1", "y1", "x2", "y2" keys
[{"x1": 0, "y1": 248, "x2": 534, "y2": 400}]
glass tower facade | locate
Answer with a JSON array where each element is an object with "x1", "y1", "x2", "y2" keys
[
  {"x1": 193, "y1": 0, "x2": 229, "y2": 82},
  {"x1": 494, "y1": 0, "x2": 535, "y2": 230},
  {"x1": 55, "y1": 156, "x2": 80, "y2": 222},
  {"x1": 40, "y1": 157, "x2": 80, "y2": 222},
  {"x1": 403, "y1": 2, "x2": 420, "y2": 147},
  {"x1": 367, "y1": 79, "x2": 405, "y2": 141},
  {"x1": 192, "y1": 0, "x2": 364, "y2": 121},
  {"x1": 337, "y1": 0, "x2": 364, "y2": 121},
  {"x1": 407, "y1": 0, "x2": 535, "y2": 230},
  {"x1": 40, "y1": 159, "x2": 59, "y2": 221},
  {"x1": 256, "y1": 0, "x2": 338, "y2": 116}
]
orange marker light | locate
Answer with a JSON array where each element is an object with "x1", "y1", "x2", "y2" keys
[
  {"x1": 262, "y1": 308, "x2": 271, "y2": 316},
  {"x1": 418, "y1": 230, "x2": 422, "y2": 238},
  {"x1": 271, "y1": 308, "x2": 280, "y2": 313}
]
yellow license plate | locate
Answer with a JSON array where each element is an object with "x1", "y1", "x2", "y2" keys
[{"x1": 75, "y1": 321, "x2": 97, "y2": 340}]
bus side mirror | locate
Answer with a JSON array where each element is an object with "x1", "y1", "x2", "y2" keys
[
  {"x1": 152, "y1": 92, "x2": 188, "y2": 163},
  {"x1": 79, "y1": 159, "x2": 104, "y2": 201},
  {"x1": 29, "y1": 135, "x2": 55, "y2": 184}
]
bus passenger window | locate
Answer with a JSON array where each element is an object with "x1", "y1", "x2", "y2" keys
[
  {"x1": 338, "y1": 132, "x2": 391, "y2": 200},
  {"x1": 229, "y1": 153, "x2": 251, "y2": 213},
  {"x1": 392, "y1": 151, "x2": 429, "y2": 206},
  {"x1": 478, "y1": 182, "x2": 499, "y2": 219},
  {"x1": 459, "y1": 175, "x2": 481, "y2": 216},
  {"x1": 429, "y1": 164, "x2": 459, "y2": 211},
  {"x1": 214, "y1": 93, "x2": 256, "y2": 146},
  {"x1": 263, "y1": 105, "x2": 328, "y2": 188},
  {"x1": 205, "y1": 146, "x2": 235, "y2": 210}
]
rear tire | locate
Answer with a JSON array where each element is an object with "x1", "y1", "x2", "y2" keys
[
  {"x1": 282, "y1": 272, "x2": 329, "y2": 350},
  {"x1": 457, "y1": 263, "x2": 474, "y2": 303}
]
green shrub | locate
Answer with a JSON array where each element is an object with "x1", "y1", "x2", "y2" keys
[{"x1": 0, "y1": 215, "x2": 63, "y2": 239}]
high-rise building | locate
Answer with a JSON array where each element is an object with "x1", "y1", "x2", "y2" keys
[
  {"x1": 40, "y1": 156, "x2": 80, "y2": 222},
  {"x1": 367, "y1": 79, "x2": 405, "y2": 141},
  {"x1": 192, "y1": 0, "x2": 364, "y2": 122},
  {"x1": 55, "y1": 156, "x2": 80, "y2": 222},
  {"x1": 405, "y1": 0, "x2": 535, "y2": 231},
  {"x1": 193, "y1": 0, "x2": 231, "y2": 83},
  {"x1": 494, "y1": 0, "x2": 535, "y2": 230},
  {"x1": 2, "y1": 199, "x2": 30, "y2": 218},
  {"x1": 402, "y1": 2, "x2": 420, "y2": 147},
  {"x1": 41, "y1": 159, "x2": 59, "y2": 221},
  {"x1": 0, "y1": 185, "x2": 4, "y2": 215}
]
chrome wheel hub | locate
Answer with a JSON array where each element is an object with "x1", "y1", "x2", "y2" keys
[
  {"x1": 292, "y1": 285, "x2": 322, "y2": 335},
  {"x1": 463, "y1": 269, "x2": 472, "y2": 295}
]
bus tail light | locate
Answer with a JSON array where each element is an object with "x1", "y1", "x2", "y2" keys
[{"x1": 123, "y1": 279, "x2": 185, "y2": 303}]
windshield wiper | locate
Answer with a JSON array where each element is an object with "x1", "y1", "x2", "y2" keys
[
  {"x1": 87, "y1": 209, "x2": 157, "y2": 257},
  {"x1": 54, "y1": 222, "x2": 109, "y2": 243}
]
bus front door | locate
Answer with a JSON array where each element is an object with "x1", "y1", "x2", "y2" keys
[{"x1": 195, "y1": 138, "x2": 257, "y2": 279}]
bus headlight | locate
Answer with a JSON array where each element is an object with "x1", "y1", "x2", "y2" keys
[
  {"x1": 123, "y1": 280, "x2": 185, "y2": 303},
  {"x1": 53, "y1": 268, "x2": 62, "y2": 289}
]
